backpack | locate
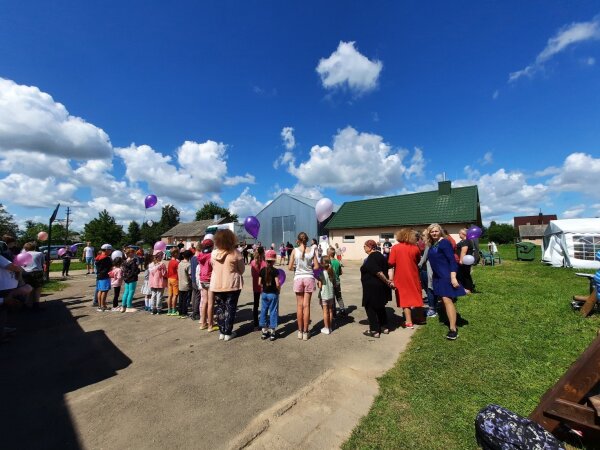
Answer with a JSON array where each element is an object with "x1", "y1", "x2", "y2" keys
[{"x1": 475, "y1": 404, "x2": 565, "y2": 450}]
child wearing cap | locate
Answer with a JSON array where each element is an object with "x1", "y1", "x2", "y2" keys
[
  {"x1": 197, "y1": 239, "x2": 215, "y2": 330},
  {"x1": 258, "y1": 250, "x2": 280, "y2": 341},
  {"x1": 149, "y1": 251, "x2": 167, "y2": 314},
  {"x1": 95, "y1": 245, "x2": 113, "y2": 311},
  {"x1": 317, "y1": 256, "x2": 336, "y2": 334}
]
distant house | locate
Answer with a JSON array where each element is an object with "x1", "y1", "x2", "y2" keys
[
  {"x1": 161, "y1": 218, "x2": 228, "y2": 248},
  {"x1": 514, "y1": 212, "x2": 557, "y2": 245},
  {"x1": 255, "y1": 193, "x2": 336, "y2": 247},
  {"x1": 326, "y1": 181, "x2": 481, "y2": 260}
]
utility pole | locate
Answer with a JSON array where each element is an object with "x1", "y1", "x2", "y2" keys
[{"x1": 65, "y1": 207, "x2": 71, "y2": 243}]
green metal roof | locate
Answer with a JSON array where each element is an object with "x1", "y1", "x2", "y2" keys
[{"x1": 326, "y1": 184, "x2": 480, "y2": 229}]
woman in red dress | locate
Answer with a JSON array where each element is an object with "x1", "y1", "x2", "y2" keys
[{"x1": 388, "y1": 228, "x2": 423, "y2": 329}]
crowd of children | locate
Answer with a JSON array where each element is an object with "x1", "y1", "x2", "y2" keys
[{"x1": 83, "y1": 231, "x2": 348, "y2": 342}]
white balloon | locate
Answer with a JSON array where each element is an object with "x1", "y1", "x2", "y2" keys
[
  {"x1": 204, "y1": 233, "x2": 214, "y2": 241},
  {"x1": 147, "y1": 220, "x2": 153, "y2": 226},
  {"x1": 111, "y1": 250, "x2": 124, "y2": 260},
  {"x1": 462, "y1": 254, "x2": 475, "y2": 266},
  {"x1": 315, "y1": 198, "x2": 334, "y2": 222}
]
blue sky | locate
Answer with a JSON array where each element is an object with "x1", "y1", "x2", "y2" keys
[{"x1": 1, "y1": 1, "x2": 599, "y2": 230}]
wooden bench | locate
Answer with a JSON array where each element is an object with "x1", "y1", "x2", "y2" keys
[{"x1": 529, "y1": 334, "x2": 600, "y2": 444}]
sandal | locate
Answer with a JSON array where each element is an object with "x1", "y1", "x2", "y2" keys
[{"x1": 363, "y1": 330, "x2": 380, "y2": 338}]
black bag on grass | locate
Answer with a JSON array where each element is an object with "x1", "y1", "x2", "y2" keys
[{"x1": 475, "y1": 404, "x2": 565, "y2": 450}]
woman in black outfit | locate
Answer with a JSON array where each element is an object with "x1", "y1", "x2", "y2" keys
[
  {"x1": 360, "y1": 239, "x2": 394, "y2": 338},
  {"x1": 61, "y1": 246, "x2": 73, "y2": 277}
]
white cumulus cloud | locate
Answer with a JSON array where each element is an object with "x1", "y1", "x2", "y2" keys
[
  {"x1": 228, "y1": 187, "x2": 265, "y2": 218},
  {"x1": 316, "y1": 41, "x2": 382, "y2": 95},
  {"x1": 547, "y1": 152, "x2": 600, "y2": 198},
  {"x1": 0, "y1": 77, "x2": 112, "y2": 159},
  {"x1": 281, "y1": 126, "x2": 296, "y2": 150},
  {"x1": 287, "y1": 126, "x2": 423, "y2": 196},
  {"x1": 509, "y1": 16, "x2": 600, "y2": 82},
  {"x1": 0, "y1": 173, "x2": 78, "y2": 207}
]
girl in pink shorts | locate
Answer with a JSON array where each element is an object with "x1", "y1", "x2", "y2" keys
[{"x1": 288, "y1": 232, "x2": 318, "y2": 341}]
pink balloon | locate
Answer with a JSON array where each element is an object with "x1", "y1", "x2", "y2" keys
[
  {"x1": 277, "y1": 269, "x2": 286, "y2": 286},
  {"x1": 154, "y1": 241, "x2": 167, "y2": 251},
  {"x1": 315, "y1": 198, "x2": 333, "y2": 222},
  {"x1": 14, "y1": 252, "x2": 33, "y2": 267},
  {"x1": 37, "y1": 231, "x2": 48, "y2": 241},
  {"x1": 58, "y1": 248, "x2": 66, "y2": 257}
]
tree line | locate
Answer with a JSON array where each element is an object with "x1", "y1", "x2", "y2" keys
[{"x1": 0, "y1": 201, "x2": 239, "y2": 252}]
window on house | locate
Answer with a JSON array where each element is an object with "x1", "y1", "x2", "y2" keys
[
  {"x1": 572, "y1": 235, "x2": 600, "y2": 261},
  {"x1": 343, "y1": 235, "x2": 355, "y2": 243},
  {"x1": 380, "y1": 233, "x2": 394, "y2": 242}
]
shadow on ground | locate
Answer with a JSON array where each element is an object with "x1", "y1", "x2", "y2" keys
[{"x1": 0, "y1": 299, "x2": 131, "y2": 450}]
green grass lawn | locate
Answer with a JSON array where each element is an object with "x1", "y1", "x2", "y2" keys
[
  {"x1": 343, "y1": 244, "x2": 600, "y2": 450},
  {"x1": 49, "y1": 261, "x2": 87, "y2": 272},
  {"x1": 42, "y1": 279, "x2": 67, "y2": 292}
]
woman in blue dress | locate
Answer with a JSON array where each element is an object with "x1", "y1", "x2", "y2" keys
[{"x1": 425, "y1": 223, "x2": 466, "y2": 340}]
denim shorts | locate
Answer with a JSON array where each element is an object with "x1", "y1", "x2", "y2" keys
[
  {"x1": 86, "y1": 257, "x2": 94, "y2": 265},
  {"x1": 97, "y1": 279, "x2": 110, "y2": 291},
  {"x1": 293, "y1": 277, "x2": 315, "y2": 293}
]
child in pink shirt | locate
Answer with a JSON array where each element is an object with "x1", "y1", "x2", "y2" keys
[
  {"x1": 109, "y1": 257, "x2": 124, "y2": 311},
  {"x1": 148, "y1": 251, "x2": 167, "y2": 315}
]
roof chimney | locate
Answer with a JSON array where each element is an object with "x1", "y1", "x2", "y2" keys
[{"x1": 438, "y1": 180, "x2": 452, "y2": 195}]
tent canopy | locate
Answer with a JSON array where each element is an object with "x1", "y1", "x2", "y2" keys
[{"x1": 542, "y1": 218, "x2": 600, "y2": 269}]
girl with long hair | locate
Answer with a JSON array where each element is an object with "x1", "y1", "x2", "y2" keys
[{"x1": 288, "y1": 232, "x2": 318, "y2": 341}]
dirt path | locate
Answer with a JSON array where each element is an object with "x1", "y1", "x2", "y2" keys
[{"x1": 1, "y1": 261, "x2": 414, "y2": 450}]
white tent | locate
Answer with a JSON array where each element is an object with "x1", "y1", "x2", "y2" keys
[{"x1": 542, "y1": 218, "x2": 600, "y2": 269}]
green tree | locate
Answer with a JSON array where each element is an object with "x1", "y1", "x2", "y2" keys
[
  {"x1": 0, "y1": 204, "x2": 19, "y2": 238},
  {"x1": 140, "y1": 221, "x2": 162, "y2": 247},
  {"x1": 159, "y1": 204, "x2": 180, "y2": 233},
  {"x1": 83, "y1": 210, "x2": 124, "y2": 250},
  {"x1": 488, "y1": 222, "x2": 517, "y2": 244},
  {"x1": 126, "y1": 220, "x2": 142, "y2": 244},
  {"x1": 195, "y1": 202, "x2": 238, "y2": 222}
]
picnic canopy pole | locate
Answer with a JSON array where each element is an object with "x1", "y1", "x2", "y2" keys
[{"x1": 44, "y1": 203, "x2": 60, "y2": 282}]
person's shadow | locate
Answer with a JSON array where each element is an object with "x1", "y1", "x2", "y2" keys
[{"x1": 0, "y1": 299, "x2": 132, "y2": 450}]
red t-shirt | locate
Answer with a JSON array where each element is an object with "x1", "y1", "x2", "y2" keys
[{"x1": 167, "y1": 258, "x2": 179, "y2": 279}]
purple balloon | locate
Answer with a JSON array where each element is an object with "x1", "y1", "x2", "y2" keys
[
  {"x1": 14, "y1": 252, "x2": 33, "y2": 267},
  {"x1": 277, "y1": 269, "x2": 286, "y2": 286},
  {"x1": 467, "y1": 225, "x2": 482, "y2": 240},
  {"x1": 70, "y1": 244, "x2": 78, "y2": 253},
  {"x1": 313, "y1": 268, "x2": 323, "y2": 279},
  {"x1": 244, "y1": 216, "x2": 260, "y2": 239},
  {"x1": 144, "y1": 194, "x2": 158, "y2": 209}
]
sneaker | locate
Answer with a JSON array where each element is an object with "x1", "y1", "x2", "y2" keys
[
  {"x1": 404, "y1": 322, "x2": 414, "y2": 329},
  {"x1": 320, "y1": 327, "x2": 331, "y2": 335},
  {"x1": 269, "y1": 330, "x2": 276, "y2": 341},
  {"x1": 152, "y1": 309, "x2": 158, "y2": 315},
  {"x1": 111, "y1": 307, "x2": 120, "y2": 312},
  {"x1": 121, "y1": 307, "x2": 126, "y2": 313},
  {"x1": 261, "y1": 329, "x2": 269, "y2": 340},
  {"x1": 297, "y1": 331, "x2": 303, "y2": 340},
  {"x1": 224, "y1": 331, "x2": 236, "y2": 341},
  {"x1": 426, "y1": 309, "x2": 438, "y2": 318},
  {"x1": 126, "y1": 308, "x2": 137, "y2": 312},
  {"x1": 97, "y1": 307, "x2": 103, "y2": 312},
  {"x1": 179, "y1": 314, "x2": 188, "y2": 319},
  {"x1": 218, "y1": 333, "x2": 225, "y2": 340},
  {"x1": 302, "y1": 332, "x2": 309, "y2": 341},
  {"x1": 446, "y1": 329, "x2": 458, "y2": 340}
]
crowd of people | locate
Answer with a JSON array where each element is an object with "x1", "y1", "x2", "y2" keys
[{"x1": 0, "y1": 223, "x2": 477, "y2": 343}]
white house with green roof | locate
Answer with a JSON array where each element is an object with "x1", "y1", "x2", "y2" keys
[{"x1": 326, "y1": 181, "x2": 482, "y2": 260}]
